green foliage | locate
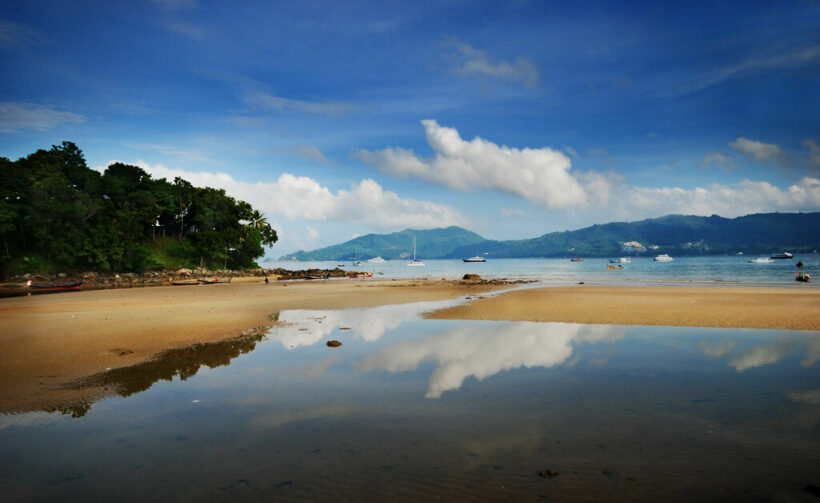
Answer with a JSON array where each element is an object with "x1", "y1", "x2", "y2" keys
[{"x1": 0, "y1": 142, "x2": 277, "y2": 275}]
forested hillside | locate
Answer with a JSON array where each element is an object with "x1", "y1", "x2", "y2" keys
[{"x1": 0, "y1": 142, "x2": 276, "y2": 274}]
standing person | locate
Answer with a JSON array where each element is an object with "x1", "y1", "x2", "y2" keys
[{"x1": 264, "y1": 275, "x2": 269, "y2": 285}]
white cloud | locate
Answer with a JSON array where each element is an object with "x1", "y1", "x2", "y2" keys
[
  {"x1": 449, "y1": 41, "x2": 538, "y2": 87},
  {"x1": 357, "y1": 121, "x2": 820, "y2": 218},
  {"x1": 305, "y1": 225, "x2": 319, "y2": 240},
  {"x1": 123, "y1": 161, "x2": 463, "y2": 229},
  {"x1": 729, "y1": 137, "x2": 789, "y2": 165},
  {"x1": 804, "y1": 139, "x2": 820, "y2": 167},
  {"x1": 356, "y1": 119, "x2": 591, "y2": 209},
  {"x1": 358, "y1": 322, "x2": 625, "y2": 398},
  {"x1": 0, "y1": 102, "x2": 85, "y2": 133},
  {"x1": 244, "y1": 91, "x2": 359, "y2": 116},
  {"x1": 501, "y1": 208, "x2": 528, "y2": 218}
]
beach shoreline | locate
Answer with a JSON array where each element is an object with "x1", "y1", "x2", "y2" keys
[{"x1": 1, "y1": 279, "x2": 818, "y2": 415}]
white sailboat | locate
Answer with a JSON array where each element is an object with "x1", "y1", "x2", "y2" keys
[{"x1": 407, "y1": 237, "x2": 425, "y2": 267}]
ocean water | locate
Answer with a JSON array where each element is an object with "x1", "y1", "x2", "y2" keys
[
  {"x1": 267, "y1": 254, "x2": 819, "y2": 287},
  {"x1": 1, "y1": 298, "x2": 819, "y2": 501}
]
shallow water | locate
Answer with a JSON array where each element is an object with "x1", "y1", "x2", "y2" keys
[
  {"x1": 1, "y1": 299, "x2": 819, "y2": 501},
  {"x1": 270, "y1": 255, "x2": 819, "y2": 288}
]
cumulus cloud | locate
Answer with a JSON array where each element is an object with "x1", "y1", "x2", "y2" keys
[
  {"x1": 123, "y1": 161, "x2": 463, "y2": 229},
  {"x1": 356, "y1": 119, "x2": 592, "y2": 209},
  {"x1": 729, "y1": 137, "x2": 789, "y2": 165},
  {"x1": 244, "y1": 91, "x2": 358, "y2": 116},
  {"x1": 357, "y1": 121, "x2": 820, "y2": 218},
  {"x1": 0, "y1": 102, "x2": 85, "y2": 133},
  {"x1": 449, "y1": 41, "x2": 538, "y2": 87},
  {"x1": 358, "y1": 321, "x2": 625, "y2": 398}
]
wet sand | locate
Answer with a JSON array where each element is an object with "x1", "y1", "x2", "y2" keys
[
  {"x1": 0, "y1": 278, "x2": 503, "y2": 413},
  {"x1": 2, "y1": 280, "x2": 819, "y2": 414},
  {"x1": 429, "y1": 284, "x2": 820, "y2": 330}
]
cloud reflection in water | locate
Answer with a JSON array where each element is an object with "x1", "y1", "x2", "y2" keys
[{"x1": 357, "y1": 322, "x2": 626, "y2": 398}]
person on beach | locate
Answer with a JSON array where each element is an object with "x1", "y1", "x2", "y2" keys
[{"x1": 264, "y1": 276, "x2": 269, "y2": 285}]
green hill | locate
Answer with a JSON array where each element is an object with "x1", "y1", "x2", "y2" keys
[
  {"x1": 283, "y1": 213, "x2": 820, "y2": 260},
  {"x1": 281, "y1": 226, "x2": 486, "y2": 261}
]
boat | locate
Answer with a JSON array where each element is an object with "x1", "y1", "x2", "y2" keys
[
  {"x1": 609, "y1": 257, "x2": 631, "y2": 264},
  {"x1": 570, "y1": 258, "x2": 583, "y2": 262},
  {"x1": 795, "y1": 271, "x2": 810, "y2": 282},
  {"x1": 464, "y1": 256, "x2": 487, "y2": 262},
  {"x1": 367, "y1": 256, "x2": 387, "y2": 263},
  {"x1": 407, "y1": 237, "x2": 425, "y2": 267},
  {"x1": 171, "y1": 279, "x2": 199, "y2": 286},
  {"x1": 771, "y1": 252, "x2": 793, "y2": 259},
  {"x1": 653, "y1": 254, "x2": 674, "y2": 262},
  {"x1": 748, "y1": 257, "x2": 774, "y2": 264},
  {"x1": 607, "y1": 264, "x2": 623, "y2": 270},
  {"x1": 198, "y1": 277, "x2": 221, "y2": 284},
  {"x1": 353, "y1": 246, "x2": 362, "y2": 266},
  {"x1": 25, "y1": 279, "x2": 83, "y2": 292}
]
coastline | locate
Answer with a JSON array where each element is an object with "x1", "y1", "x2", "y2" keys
[{"x1": 2, "y1": 279, "x2": 819, "y2": 415}]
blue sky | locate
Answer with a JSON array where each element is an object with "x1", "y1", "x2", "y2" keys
[{"x1": 1, "y1": 0, "x2": 819, "y2": 257}]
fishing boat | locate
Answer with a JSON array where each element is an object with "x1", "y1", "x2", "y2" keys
[
  {"x1": 171, "y1": 279, "x2": 199, "y2": 286},
  {"x1": 407, "y1": 237, "x2": 425, "y2": 267},
  {"x1": 463, "y1": 256, "x2": 487, "y2": 262},
  {"x1": 25, "y1": 279, "x2": 83, "y2": 292},
  {"x1": 570, "y1": 258, "x2": 583, "y2": 262},
  {"x1": 653, "y1": 254, "x2": 674, "y2": 262},
  {"x1": 771, "y1": 252, "x2": 793, "y2": 259},
  {"x1": 795, "y1": 271, "x2": 810, "y2": 282},
  {"x1": 748, "y1": 257, "x2": 774, "y2": 264}
]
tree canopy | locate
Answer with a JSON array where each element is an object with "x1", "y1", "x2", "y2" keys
[{"x1": 0, "y1": 142, "x2": 277, "y2": 274}]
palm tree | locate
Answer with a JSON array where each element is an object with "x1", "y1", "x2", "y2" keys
[{"x1": 249, "y1": 210, "x2": 267, "y2": 230}]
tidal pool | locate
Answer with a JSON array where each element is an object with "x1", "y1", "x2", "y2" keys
[{"x1": 1, "y1": 300, "x2": 819, "y2": 502}]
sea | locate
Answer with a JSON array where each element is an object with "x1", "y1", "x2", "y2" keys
[{"x1": 266, "y1": 254, "x2": 819, "y2": 288}]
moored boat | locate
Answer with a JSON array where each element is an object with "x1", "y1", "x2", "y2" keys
[
  {"x1": 570, "y1": 258, "x2": 583, "y2": 262},
  {"x1": 367, "y1": 256, "x2": 387, "y2": 263},
  {"x1": 464, "y1": 256, "x2": 487, "y2": 262},
  {"x1": 795, "y1": 271, "x2": 810, "y2": 282},
  {"x1": 607, "y1": 264, "x2": 623, "y2": 270},
  {"x1": 771, "y1": 252, "x2": 793, "y2": 259},
  {"x1": 653, "y1": 254, "x2": 674, "y2": 262},
  {"x1": 26, "y1": 279, "x2": 83, "y2": 292}
]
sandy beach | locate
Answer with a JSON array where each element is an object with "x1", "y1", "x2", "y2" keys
[
  {"x1": 429, "y1": 284, "x2": 820, "y2": 330},
  {"x1": 0, "y1": 278, "x2": 504, "y2": 414},
  {"x1": 1, "y1": 279, "x2": 819, "y2": 415}
]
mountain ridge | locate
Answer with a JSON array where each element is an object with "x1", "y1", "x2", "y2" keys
[{"x1": 279, "y1": 212, "x2": 820, "y2": 261}]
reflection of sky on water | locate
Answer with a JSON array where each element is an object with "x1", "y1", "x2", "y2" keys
[
  {"x1": 266, "y1": 298, "x2": 465, "y2": 348},
  {"x1": 358, "y1": 322, "x2": 626, "y2": 398},
  {"x1": 700, "y1": 332, "x2": 820, "y2": 371},
  {"x1": 2, "y1": 299, "x2": 820, "y2": 501}
]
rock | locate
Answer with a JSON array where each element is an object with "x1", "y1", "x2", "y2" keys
[
  {"x1": 463, "y1": 274, "x2": 481, "y2": 281},
  {"x1": 326, "y1": 340, "x2": 342, "y2": 348},
  {"x1": 58, "y1": 273, "x2": 67, "y2": 278},
  {"x1": 538, "y1": 469, "x2": 559, "y2": 478},
  {"x1": 176, "y1": 268, "x2": 193, "y2": 276}
]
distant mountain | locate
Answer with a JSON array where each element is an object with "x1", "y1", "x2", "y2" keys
[
  {"x1": 280, "y1": 212, "x2": 820, "y2": 261},
  {"x1": 280, "y1": 226, "x2": 486, "y2": 261}
]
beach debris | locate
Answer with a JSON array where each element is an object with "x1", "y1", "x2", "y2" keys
[
  {"x1": 538, "y1": 469, "x2": 559, "y2": 477},
  {"x1": 463, "y1": 274, "x2": 481, "y2": 281},
  {"x1": 340, "y1": 327, "x2": 351, "y2": 330},
  {"x1": 326, "y1": 340, "x2": 343, "y2": 347},
  {"x1": 578, "y1": 281, "x2": 585, "y2": 285}
]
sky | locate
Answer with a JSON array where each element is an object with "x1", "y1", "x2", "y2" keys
[{"x1": 1, "y1": 0, "x2": 819, "y2": 257}]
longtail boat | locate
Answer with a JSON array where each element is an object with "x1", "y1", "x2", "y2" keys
[{"x1": 26, "y1": 280, "x2": 83, "y2": 292}]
